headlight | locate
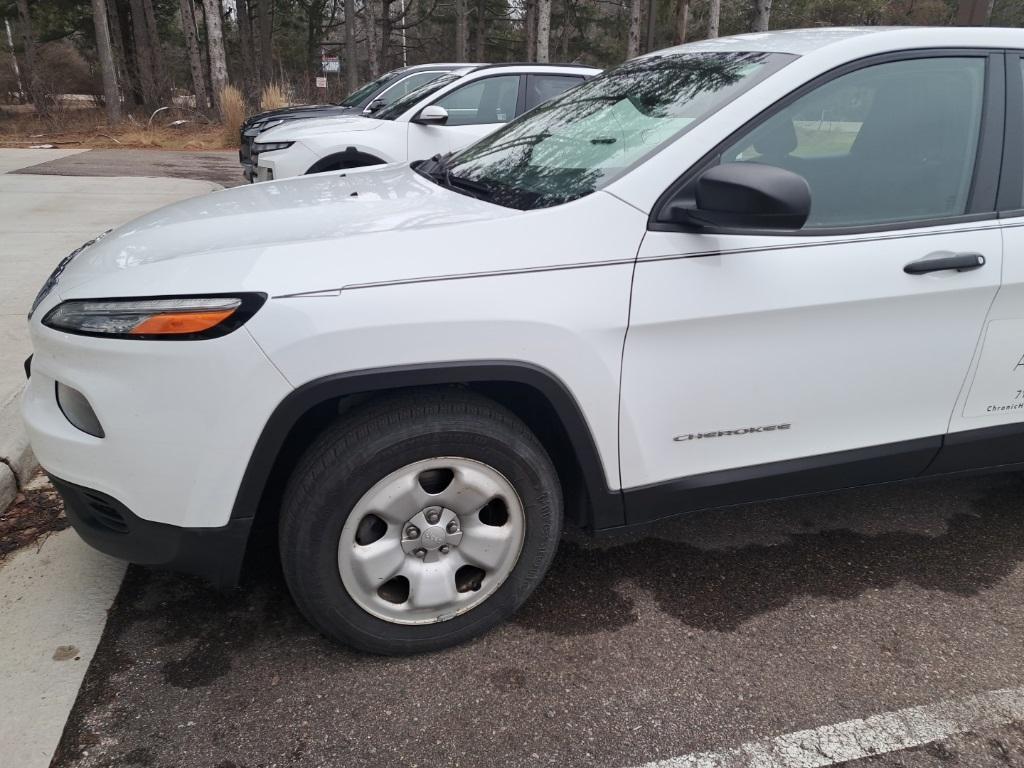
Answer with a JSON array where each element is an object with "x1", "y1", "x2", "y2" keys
[
  {"x1": 42, "y1": 294, "x2": 266, "y2": 340},
  {"x1": 253, "y1": 141, "x2": 294, "y2": 153}
]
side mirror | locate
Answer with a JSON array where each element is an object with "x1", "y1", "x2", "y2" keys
[
  {"x1": 665, "y1": 163, "x2": 810, "y2": 231},
  {"x1": 415, "y1": 105, "x2": 450, "y2": 125},
  {"x1": 364, "y1": 98, "x2": 385, "y2": 113}
]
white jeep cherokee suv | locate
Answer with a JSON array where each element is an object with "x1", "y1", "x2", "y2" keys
[
  {"x1": 24, "y1": 27, "x2": 1024, "y2": 654},
  {"x1": 251, "y1": 63, "x2": 600, "y2": 180}
]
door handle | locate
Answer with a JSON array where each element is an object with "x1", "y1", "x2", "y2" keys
[{"x1": 904, "y1": 251, "x2": 986, "y2": 275}]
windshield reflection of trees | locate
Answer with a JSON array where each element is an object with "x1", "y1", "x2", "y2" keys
[{"x1": 450, "y1": 52, "x2": 769, "y2": 210}]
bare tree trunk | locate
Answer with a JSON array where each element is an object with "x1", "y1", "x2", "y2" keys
[
  {"x1": 127, "y1": 0, "x2": 159, "y2": 106},
  {"x1": 140, "y1": 0, "x2": 167, "y2": 98},
  {"x1": 14, "y1": 0, "x2": 47, "y2": 115},
  {"x1": 179, "y1": 0, "x2": 210, "y2": 109},
  {"x1": 956, "y1": 0, "x2": 994, "y2": 24},
  {"x1": 378, "y1": 0, "x2": 392, "y2": 73},
  {"x1": 4, "y1": 19, "x2": 23, "y2": 99},
  {"x1": 707, "y1": 0, "x2": 720, "y2": 37},
  {"x1": 201, "y1": 0, "x2": 229, "y2": 110},
  {"x1": 474, "y1": 0, "x2": 486, "y2": 60},
  {"x1": 626, "y1": 0, "x2": 642, "y2": 58},
  {"x1": 254, "y1": 0, "x2": 274, "y2": 86},
  {"x1": 237, "y1": 0, "x2": 259, "y2": 101},
  {"x1": 194, "y1": 0, "x2": 211, "y2": 94},
  {"x1": 752, "y1": 0, "x2": 771, "y2": 31},
  {"x1": 525, "y1": 0, "x2": 537, "y2": 61},
  {"x1": 92, "y1": 0, "x2": 122, "y2": 122},
  {"x1": 559, "y1": 0, "x2": 569, "y2": 61},
  {"x1": 674, "y1": 0, "x2": 689, "y2": 43},
  {"x1": 455, "y1": 0, "x2": 468, "y2": 60},
  {"x1": 645, "y1": 0, "x2": 656, "y2": 52},
  {"x1": 344, "y1": 0, "x2": 357, "y2": 92},
  {"x1": 110, "y1": 0, "x2": 142, "y2": 107},
  {"x1": 364, "y1": 0, "x2": 380, "y2": 77},
  {"x1": 536, "y1": 0, "x2": 550, "y2": 62}
]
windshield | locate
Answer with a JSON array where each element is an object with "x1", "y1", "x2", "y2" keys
[
  {"x1": 443, "y1": 52, "x2": 793, "y2": 210},
  {"x1": 339, "y1": 70, "x2": 401, "y2": 107},
  {"x1": 375, "y1": 73, "x2": 463, "y2": 120}
]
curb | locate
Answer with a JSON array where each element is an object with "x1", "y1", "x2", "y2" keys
[{"x1": 0, "y1": 391, "x2": 39, "y2": 513}]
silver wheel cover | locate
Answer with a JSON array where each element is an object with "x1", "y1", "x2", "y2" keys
[{"x1": 337, "y1": 457, "x2": 526, "y2": 625}]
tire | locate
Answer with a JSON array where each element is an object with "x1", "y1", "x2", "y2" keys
[{"x1": 279, "y1": 389, "x2": 563, "y2": 654}]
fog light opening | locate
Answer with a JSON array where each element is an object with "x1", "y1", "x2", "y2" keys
[{"x1": 55, "y1": 382, "x2": 105, "y2": 438}]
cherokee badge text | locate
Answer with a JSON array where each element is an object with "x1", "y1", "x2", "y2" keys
[{"x1": 674, "y1": 423, "x2": 792, "y2": 442}]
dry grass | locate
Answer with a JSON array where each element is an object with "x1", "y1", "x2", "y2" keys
[
  {"x1": 218, "y1": 85, "x2": 246, "y2": 145},
  {"x1": 260, "y1": 83, "x2": 289, "y2": 112},
  {"x1": 0, "y1": 102, "x2": 240, "y2": 151}
]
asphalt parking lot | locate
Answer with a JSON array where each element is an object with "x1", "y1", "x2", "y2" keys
[{"x1": 51, "y1": 472, "x2": 1024, "y2": 767}]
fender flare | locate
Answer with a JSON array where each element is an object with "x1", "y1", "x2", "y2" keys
[
  {"x1": 230, "y1": 360, "x2": 624, "y2": 531},
  {"x1": 306, "y1": 147, "x2": 387, "y2": 174}
]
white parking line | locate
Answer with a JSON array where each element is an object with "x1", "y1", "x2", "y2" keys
[{"x1": 634, "y1": 687, "x2": 1024, "y2": 768}]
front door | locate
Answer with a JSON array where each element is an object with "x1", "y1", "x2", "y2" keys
[
  {"x1": 619, "y1": 53, "x2": 1004, "y2": 517},
  {"x1": 407, "y1": 75, "x2": 521, "y2": 161}
]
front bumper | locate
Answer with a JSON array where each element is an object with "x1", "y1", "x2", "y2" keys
[
  {"x1": 52, "y1": 476, "x2": 251, "y2": 587},
  {"x1": 255, "y1": 143, "x2": 319, "y2": 182},
  {"x1": 23, "y1": 304, "x2": 292, "y2": 531}
]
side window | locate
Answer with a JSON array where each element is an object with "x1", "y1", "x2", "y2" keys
[
  {"x1": 434, "y1": 75, "x2": 521, "y2": 126},
  {"x1": 523, "y1": 75, "x2": 583, "y2": 112},
  {"x1": 721, "y1": 57, "x2": 986, "y2": 228},
  {"x1": 375, "y1": 72, "x2": 443, "y2": 108}
]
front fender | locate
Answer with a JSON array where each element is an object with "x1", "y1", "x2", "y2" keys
[{"x1": 230, "y1": 361, "x2": 626, "y2": 531}]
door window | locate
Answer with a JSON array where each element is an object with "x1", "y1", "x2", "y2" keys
[
  {"x1": 1019, "y1": 58, "x2": 1024, "y2": 208},
  {"x1": 434, "y1": 75, "x2": 521, "y2": 126},
  {"x1": 523, "y1": 75, "x2": 584, "y2": 112},
  {"x1": 721, "y1": 57, "x2": 986, "y2": 228},
  {"x1": 374, "y1": 72, "x2": 446, "y2": 108}
]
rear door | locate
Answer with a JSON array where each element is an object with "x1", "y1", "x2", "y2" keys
[
  {"x1": 619, "y1": 52, "x2": 1006, "y2": 517},
  {"x1": 939, "y1": 52, "x2": 1024, "y2": 470}
]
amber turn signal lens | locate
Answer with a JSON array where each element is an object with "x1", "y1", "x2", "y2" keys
[{"x1": 130, "y1": 309, "x2": 237, "y2": 335}]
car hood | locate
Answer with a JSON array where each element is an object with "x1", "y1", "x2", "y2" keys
[
  {"x1": 53, "y1": 164, "x2": 515, "y2": 296},
  {"x1": 244, "y1": 104, "x2": 357, "y2": 129},
  {"x1": 259, "y1": 115, "x2": 385, "y2": 142}
]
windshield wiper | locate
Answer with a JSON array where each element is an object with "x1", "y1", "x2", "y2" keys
[{"x1": 418, "y1": 153, "x2": 492, "y2": 201}]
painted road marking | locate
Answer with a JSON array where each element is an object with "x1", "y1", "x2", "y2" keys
[{"x1": 633, "y1": 687, "x2": 1024, "y2": 768}]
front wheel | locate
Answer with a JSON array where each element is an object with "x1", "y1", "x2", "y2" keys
[{"x1": 279, "y1": 390, "x2": 563, "y2": 654}]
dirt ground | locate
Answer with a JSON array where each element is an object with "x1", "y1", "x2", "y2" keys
[
  {"x1": 0, "y1": 104, "x2": 236, "y2": 152},
  {"x1": 0, "y1": 472, "x2": 68, "y2": 562}
]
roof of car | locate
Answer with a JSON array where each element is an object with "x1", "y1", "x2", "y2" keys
[
  {"x1": 403, "y1": 63, "x2": 478, "y2": 71},
  {"x1": 647, "y1": 26, "x2": 1024, "y2": 57},
  {"x1": 464, "y1": 62, "x2": 602, "y2": 74},
  {"x1": 470, "y1": 62, "x2": 601, "y2": 71}
]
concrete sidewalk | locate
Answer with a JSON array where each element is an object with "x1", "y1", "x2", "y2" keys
[
  {"x1": 0, "y1": 523, "x2": 127, "y2": 768},
  {"x1": 0, "y1": 148, "x2": 221, "y2": 510}
]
